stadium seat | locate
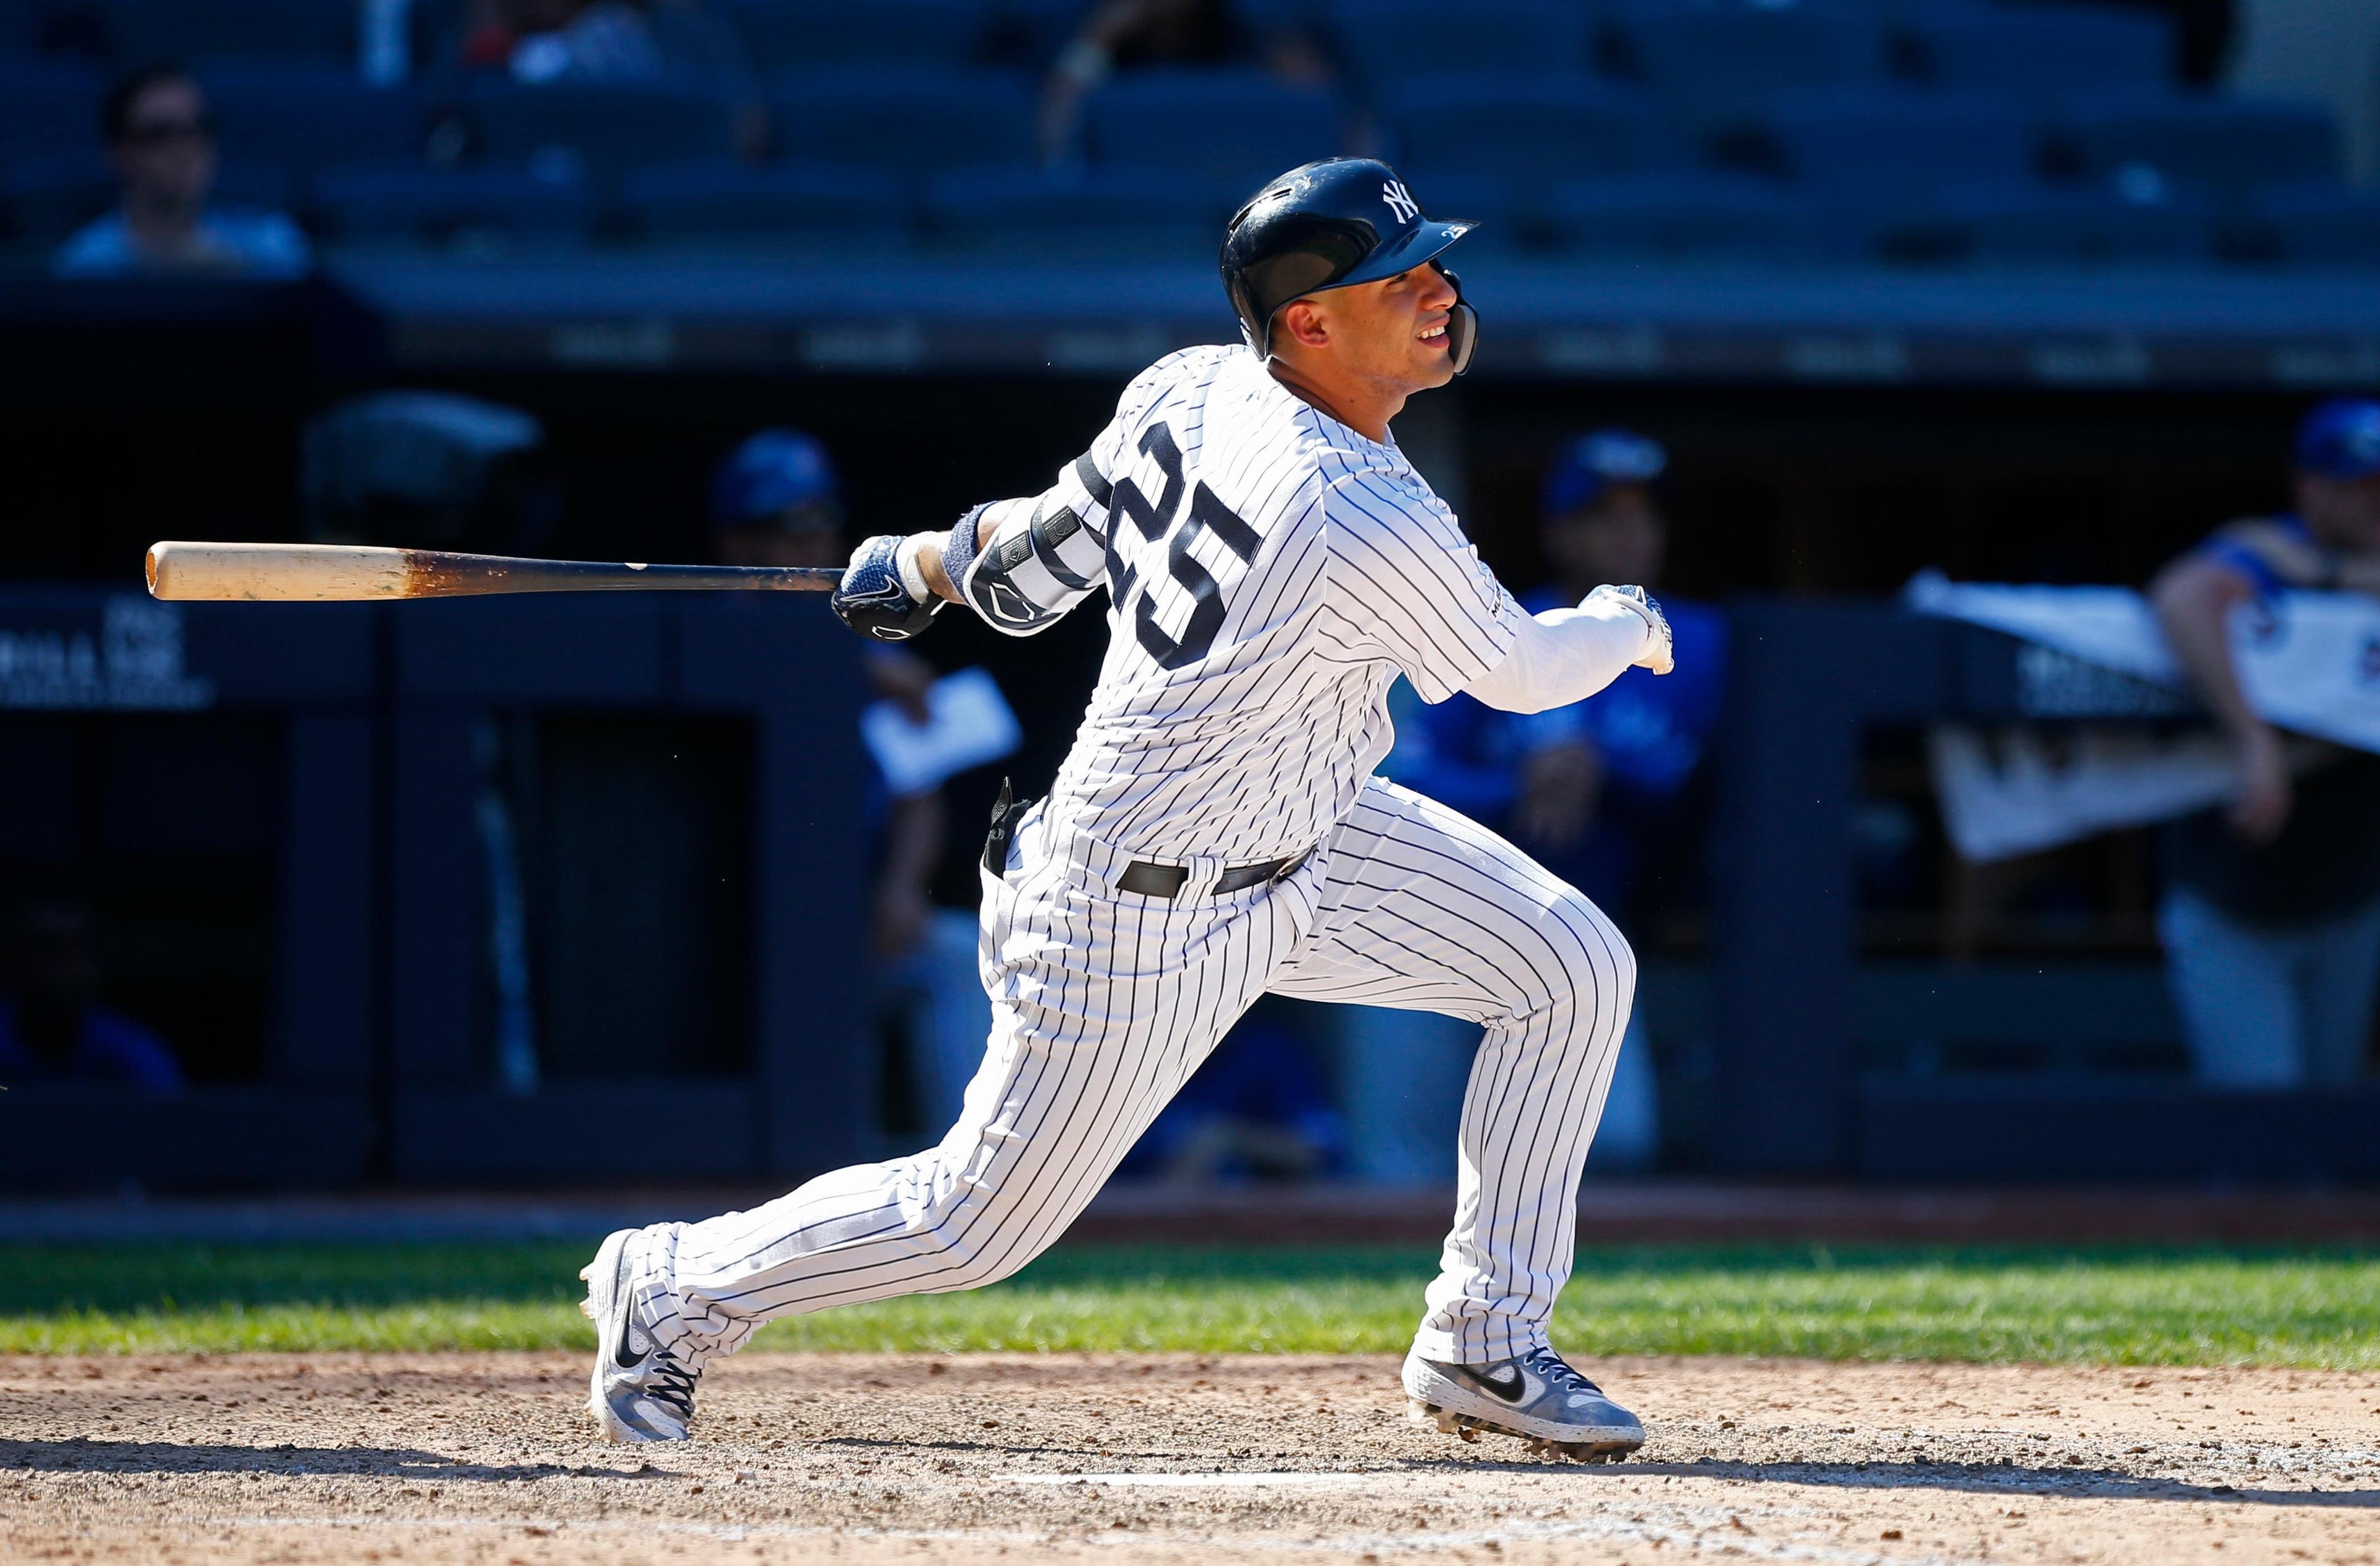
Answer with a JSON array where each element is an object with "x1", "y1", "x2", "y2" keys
[
  {"x1": 923, "y1": 161, "x2": 1217, "y2": 255},
  {"x1": 725, "y1": 0, "x2": 987, "y2": 72},
  {"x1": 1613, "y1": 5, "x2": 1882, "y2": 144},
  {"x1": 1084, "y1": 69, "x2": 1345, "y2": 186},
  {"x1": 5, "y1": 151, "x2": 291, "y2": 242},
  {"x1": 1389, "y1": 74, "x2": 1671, "y2": 187},
  {"x1": 102, "y1": 0, "x2": 353, "y2": 66},
  {"x1": 1538, "y1": 170, "x2": 1827, "y2": 262},
  {"x1": 1902, "y1": 2, "x2": 2173, "y2": 97},
  {"x1": 1321, "y1": 0, "x2": 1589, "y2": 97},
  {"x1": 1765, "y1": 87, "x2": 2037, "y2": 217},
  {"x1": 2246, "y1": 180, "x2": 2380, "y2": 270},
  {"x1": 1931, "y1": 175, "x2": 2210, "y2": 264},
  {"x1": 772, "y1": 65, "x2": 1032, "y2": 177},
  {"x1": 0, "y1": 59, "x2": 102, "y2": 163},
  {"x1": 311, "y1": 159, "x2": 591, "y2": 244},
  {"x1": 200, "y1": 62, "x2": 425, "y2": 184},
  {"x1": 464, "y1": 80, "x2": 739, "y2": 182},
  {"x1": 618, "y1": 157, "x2": 907, "y2": 240},
  {"x1": 2058, "y1": 87, "x2": 2339, "y2": 198}
]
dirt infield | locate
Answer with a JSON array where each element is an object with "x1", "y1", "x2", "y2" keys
[{"x1": 4, "y1": 1353, "x2": 2375, "y2": 1565}]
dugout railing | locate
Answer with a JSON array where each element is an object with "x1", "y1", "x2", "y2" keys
[
  {"x1": 0, "y1": 588, "x2": 872, "y2": 1189},
  {"x1": 1714, "y1": 600, "x2": 2380, "y2": 1184}
]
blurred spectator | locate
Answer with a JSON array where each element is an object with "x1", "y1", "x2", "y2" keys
[
  {"x1": 1038, "y1": 0, "x2": 1332, "y2": 162},
  {"x1": 2148, "y1": 397, "x2": 2380, "y2": 1086},
  {"x1": 449, "y1": 0, "x2": 765, "y2": 152},
  {"x1": 711, "y1": 429, "x2": 1010, "y2": 1129},
  {"x1": 0, "y1": 900, "x2": 182, "y2": 1093},
  {"x1": 1364, "y1": 431, "x2": 1725, "y2": 1176},
  {"x1": 54, "y1": 66, "x2": 311, "y2": 279},
  {"x1": 1118, "y1": 1005, "x2": 1346, "y2": 1184}
]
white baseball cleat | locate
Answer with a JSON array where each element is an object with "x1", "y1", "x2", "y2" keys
[
  {"x1": 1403, "y1": 1345, "x2": 1646, "y2": 1463},
  {"x1": 580, "y1": 1227, "x2": 702, "y2": 1443}
]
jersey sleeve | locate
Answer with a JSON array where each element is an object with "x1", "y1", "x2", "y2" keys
[
  {"x1": 1315, "y1": 468, "x2": 1522, "y2": 703},
  {"x1": 955, "y1": 415, "x2": 1125, "y2": 636}
]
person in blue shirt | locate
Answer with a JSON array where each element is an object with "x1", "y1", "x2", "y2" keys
[
  {"x1": 2148, "y1": 397, "x2": 2380, "y2": 1086},
  {"x1": 1360, "y1": 431, "x2": 1725, "y2": 1176},
  {"x1": 0, "y1": 900, "x2": 182, "y2": 1094},
  {"x1": 54, "y1": 68, "x2": 311, "y2": 280}
]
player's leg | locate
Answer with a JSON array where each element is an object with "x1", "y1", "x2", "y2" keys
[
  {"x1": 586, "y1": 811, "x2": 1294, "y2": 1439},
  {"x1": 2157, "y1": 888, "x2": 2305, "y2": 1085},
  {"x1": 1268, "y1": 778, "x2": 1641, "y2": 1456},
  {"x1": 2293, "y1": 894, "x2": 2380, "y2": 1085}
]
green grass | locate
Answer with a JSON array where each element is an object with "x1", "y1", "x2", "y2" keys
[{"x1": 2, "y1": 1242, "x2": 2376, "y2": 1368}]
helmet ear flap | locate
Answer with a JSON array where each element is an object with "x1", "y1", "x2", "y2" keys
[{"x1": 1446, "y1": 301, "x2": 1478, "y2": 376}]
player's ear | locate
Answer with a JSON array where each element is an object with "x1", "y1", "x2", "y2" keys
[{"x1": 1277, "y1": 298, "x2": 1329, "y2": 351}]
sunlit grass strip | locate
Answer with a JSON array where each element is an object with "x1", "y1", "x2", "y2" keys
[{"x1": 3, "y1": 1244, "x2": 2376, "y2": 1368}]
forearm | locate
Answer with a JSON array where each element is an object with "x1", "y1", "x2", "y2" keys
[
  {"x1": 1463, "y1": 592, "x2": 1657, "y2": 715},
  {"x1": 2151, "y1": 566, "x2": 2266, "y2": 744},
  {"x1": 909, "y1": 501, "x2": 1023, "y2": 604}
]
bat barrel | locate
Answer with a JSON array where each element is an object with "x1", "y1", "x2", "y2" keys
[{"x1": 146, "y1": 542, "x2": 841, "y2": 600}]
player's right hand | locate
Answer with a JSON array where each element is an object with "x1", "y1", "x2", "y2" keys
[{"x1": 833, "y1": 534, "x2": 945, "y2": 641}]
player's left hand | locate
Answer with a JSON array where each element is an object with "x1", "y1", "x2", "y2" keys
[
  {"x1": 834, "y1": 534, "x2": 945, "y2": 641},
  {"x1": 1590, "y1": 584, "x2": 1673, "y2": 675}
]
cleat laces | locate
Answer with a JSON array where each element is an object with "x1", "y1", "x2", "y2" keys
[
  {"x1": 643, "y1": 1346, "x2": 700, "y2": 1419},
  {"x1": 1522, "y1": 1346, "x2": 1605, "y2": 1399}
]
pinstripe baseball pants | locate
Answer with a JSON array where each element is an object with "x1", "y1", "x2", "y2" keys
[{"x1": 637, "y1": 776, "x2": 1636, "y2": 1366}]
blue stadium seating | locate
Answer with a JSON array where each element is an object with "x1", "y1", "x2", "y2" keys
[
  {"x1": 923, "y1": 162, "x2": 1217, "y2": 254},
  {"x1": 772, "y1": 65, "x2": 1033, "y2": 177},
  {"x1": 311, "y1": 159, "x2": 592, "y2": 242},
  {"x1": 0, "y1": 60, "x2": 102, "y2": 162},
  {"x1": 1765, "y1": 87, "x2": 2037, "y2": 213},
  {"x1": 2247, "y1": 180, "x2": 2380, "y2": 270},
  {"x1": 200, "y1": 62, "x2": 424, "y2": 183},
  {"x1": 1902, "y1": 2, "x2": 2172, "y2": 97},
  {"x1": 2059, "y1": 87, "x2": 2339, "y2": 198},
  {"x1": 725, "y1": 0, "x2": 988, "y2": 72},
  {"x1": 1323, "y1": 1, "x2": 1589, "y2": 97},
  {"x1": 1390, "y1": 75, "x2": 1670, "y2": 187},
  {"x1": 1615, "y1": 4, "x2": 1882, "y2": 143},
  {"x1": 618, "y1": 157, "x2": 907, "y2": 240},
  {"x1": 1084, "y1": 69, "x2": 1345, "y2": 186},
  {"x1": 1931, "y1": 176, "x2": 2210, "y2": 263},
  {"x1": 465, "y1": 80, "x2": 739, "y2": 182},
  {"x1": 103, "y1": 0, "x2": 353, "y2": 66},
  {"x1": 1537, "y1": 170, "x2": 1827, "y2": 262}
]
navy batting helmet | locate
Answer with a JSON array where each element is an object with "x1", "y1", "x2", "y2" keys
[{"x1": 1220, "y1": 157, "x2": 1479, "y2": 375}]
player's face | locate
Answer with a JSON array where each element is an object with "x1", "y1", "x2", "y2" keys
[
  {"x1": 1545, "y1": 487, "x2": 1666, "y2": 590},
  {"x1": 2296, "y1": 472, "x2": 2380, "y2": 555},
  {"x1": 1302, "y1": 264, "x2": 1462, "y2": 395}
]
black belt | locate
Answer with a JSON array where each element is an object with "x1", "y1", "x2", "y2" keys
[{"x1": 1117, "y1": 851, "x2": 1308, "y2": 899}]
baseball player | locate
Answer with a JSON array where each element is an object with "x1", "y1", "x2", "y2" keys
[{"x1": 581, "y1": 157, "x2": 1675, "y2": 1460}]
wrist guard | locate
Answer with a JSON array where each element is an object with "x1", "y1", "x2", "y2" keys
[{"x1": 833, "y1": 534, "x2": 943, "y2": 642}]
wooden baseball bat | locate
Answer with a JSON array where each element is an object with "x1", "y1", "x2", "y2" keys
[{"x1": 145, "y1": 542, "x2": 840, "y2": 602}]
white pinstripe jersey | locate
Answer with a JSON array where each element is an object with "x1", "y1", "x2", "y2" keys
[{"x1": 959, "y1": 344, "x2": 1523, "y2": 863}]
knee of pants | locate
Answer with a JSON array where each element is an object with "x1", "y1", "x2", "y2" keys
[
  {"x1": 896, "y1": 1158, "x2": 1066, "y2": 1295},
  {"x1": 1484, "y1": 887, "x2": 1635, "y2": 1044}
]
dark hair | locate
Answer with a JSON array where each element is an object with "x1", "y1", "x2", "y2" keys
[{"x1": 100, "y1": 63, "x2": 198, "y2": 146}]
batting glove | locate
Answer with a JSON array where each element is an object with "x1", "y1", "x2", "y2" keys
[
  {"x1": 833, "y1": 534, "x2": 945, "y2": 642},
  {"x1": 1590, "y1": 584, "x2": 1673, "y2": 675}
]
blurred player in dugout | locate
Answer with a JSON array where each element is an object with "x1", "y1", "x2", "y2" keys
[
  {"x1": 710, "y1": 431, "x2": 1003, "y2": 1130},
  {"x1": 2150, "y1": 397, "x2": 2380, "y2": 1087},
  {"x1": 1357, "y1": 431, "x2": 1726, "y2": 1179}
]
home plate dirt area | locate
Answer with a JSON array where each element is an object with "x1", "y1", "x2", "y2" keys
[{"x1": 4, "y1": 1353, "x2": 2376, "y2": 1565}]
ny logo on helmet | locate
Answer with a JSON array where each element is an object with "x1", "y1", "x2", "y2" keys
[{"x1": 1381, "y1": 181, "x2": 1419, "y2": 224}]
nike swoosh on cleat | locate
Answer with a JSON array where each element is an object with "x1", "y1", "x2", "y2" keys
[
  {"x1": 1453, "y1": 1364, "x2": 1527, "y2": 1402},
  {"x1": 609, "y1": 1247, "x2": 649, "y2": 1370}
]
